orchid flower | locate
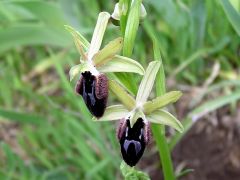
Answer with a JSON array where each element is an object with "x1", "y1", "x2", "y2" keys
[
  {"x1": 94, "y1": 61, "x2": 183, "y2": 166},
  {"x1": 66, "y1": 12, "x2": 144, "y2": 117}
]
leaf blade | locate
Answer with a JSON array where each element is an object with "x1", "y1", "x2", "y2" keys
[
  {"x1": 123, "y1": 0, "x2": 142, "y2": 56},
  {"x1": 0, "y1": 109, "x2": 45, "y2": 124},
  {"x1": 189, "y1": 90, "x2": 240, "y2": 121},
  {"x1": 220, "y1": 0, "x2": 240, "y2": 36}
]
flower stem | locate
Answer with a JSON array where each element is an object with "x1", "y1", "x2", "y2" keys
[
  {"x1": 119, "y1": 1, "x2": 176, "y2": 179},
  {"x1": 144, "y1": 20, "x2": 176, "y2": 180}
]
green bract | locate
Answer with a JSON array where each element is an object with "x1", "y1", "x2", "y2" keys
[
  {"x1": 95, "y1": 61, "x2": 184, "y2": 133},
  {"x1": 65, "y1": 12, "x2": 145, "y2": 81}
]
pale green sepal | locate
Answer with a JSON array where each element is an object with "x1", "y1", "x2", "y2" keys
[
  {"x1": 98, "y1": 55, "x2": 145, "y2": 75},
  {"x1": 147, "y1": 109, "x2": 184, "y2": 133},
  {"x1": 88, "y1": 12, "x2": 110, "y2": 60},
  {"x1": 69, "y1": 63, "x2": 89, "y2": 81},
  {"x1": 93, "y1": 105, "x2": 129, "y2": 121},
  {"x1": 64, "y1": 25, "x2": 89, "y2": 59},
  {"x1": 136, "y1": 61, "x2": 161, "y2": 103},
  {"x1": 109, "y1": 80, "x2": 136, "y2": 110},
  {"x1": 143, "y1": 91, "x2": 182, "y2": 114},
  {"x1": 129, "y1": 109, "x2": 145, "y2": 128},
  {"x1": 93, "y1": 37, "x2": 123, "y2": 67}
]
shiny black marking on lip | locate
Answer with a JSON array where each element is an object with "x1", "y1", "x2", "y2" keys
[
  {"x1": 118, "y1": 118, "x2": 149, "y2": 167},
  {"x1": 75, "y1": 71, "x2": 108, "y2": 118}
]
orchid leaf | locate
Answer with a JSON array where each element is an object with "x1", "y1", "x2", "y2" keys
[
  {"x1": 65, "y1": 25, "x2": 89, "y2": 60},
  {"x1": 136, "y1": 61, "x2": 161, "y2": 103},
  {"x1": 93, "y1": 105, "x2": 129, "y2": 121},
  {"x1": 98, "y1": 55, "x2": 145, "y2": 75},
  {"x1": 69, "y1": 63, "x2": 89, "y2": 81},
  {"x1": 147, "y1": 109, "x2": 183, "y2": 133},
  {"x1": 123, "y1": 0, "x2": 141, "y2": 56},
  {"x1": 109, "y1": 80, "x2": 136, "y2": 110},
  {"x1": 93, "y1": 37, "x2": 123, "y2": 67},
  {"x1": 88, "y1": 12, "x2": 110, "y2": 59},
  {"x1": 220, "y1": 0, "x2": 240, "y2": 36},
  {"x1": 143, "y1": 91, "x2": 182, "y2": 114}
]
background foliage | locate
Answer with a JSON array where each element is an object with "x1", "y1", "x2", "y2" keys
[{"x1": 0, "y1": 0, "x2": 239, "y2": 179}]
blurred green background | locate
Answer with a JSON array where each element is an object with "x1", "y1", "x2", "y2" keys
[{"x1": 0, "y1": 0, "x2": 239, "y2": 179}]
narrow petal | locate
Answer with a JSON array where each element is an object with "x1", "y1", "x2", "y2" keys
[
  {"x1": 88, "y1": 12, "x2": 110, "y2": 60},
  {"x1": 136, "y1": 61, "x2": 161, "y2": 103},
  {"x1": 93, "y1": 105, "x2": 129, "y2": 121},
  {"x1": 143, "y1": 91, "x2": 182, "y2": 114},
  {"x1": 65, "y1": 25, "x2": 89, "y2": 60},
  {"x1": 98, "y1": 55, "x2": 145, "y2": 75},
  {"x1": 93, "y1": 37, "x2": 123, "y2": 67},
  {"x1": 147, "y1": 109, "x2": 184, "y2": 133},
  {"x1": 109, "y1": 80, "x2": 136, "y2": 110}
]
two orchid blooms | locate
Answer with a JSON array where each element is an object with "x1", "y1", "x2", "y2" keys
[{"x1": 66, "y1": 12, "x2": 183, "y2": 167}]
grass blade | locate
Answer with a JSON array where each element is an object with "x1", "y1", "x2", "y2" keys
[{"x1": 220, "y1": 0, "x2": 240, "y2": 36}]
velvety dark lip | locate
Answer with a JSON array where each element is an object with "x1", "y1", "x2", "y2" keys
[
  {"x1": 75, "y1": 71, "x2": 108, "y2": 118},
  {"x1": 118, "y1": 118, "x2": 149, "y2": 167}
]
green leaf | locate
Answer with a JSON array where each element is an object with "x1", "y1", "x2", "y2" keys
[
  {"x1": 69, "y1": 63, "x2": 89, "y2": 81},
  {"x1": 189, "y1": 90, "x2": 240, "y2": 121},
  {"x1": 120, "y1": 161, "x2": 150, "y2": 180},
  {"x1": 176, "y1": 169, "x2": 194, "y2": 179},
  {"x1": 65, "y1": 25, "x2": 89, "y2": 59},
  {"x1": 147, "y1": 109, "x2": 183, "y2": 133},
  {"x1": 11, "y1": 1, "x2": 67, "y2": 26},
  {"x1": 93, "y1": 105, "x2": 129, "y2": 121},
  {"x1": 123, "y1": 0, "x2": 142, "y2": 56},
  {"x1": 88, "y1": 12, "x2": 110, "y2": 59},
  {"x1": 143, "y1": 91, "x2": 182, "y2": 114},
  {"x1": 136, "y1": 61, "x2": 161, "y2": 103},
  {"x1": 93, "y1": 37, "x2": 123, "y2": 67},
  {"x1": 109, "y1": 80, "x2": 136, "y2": 110},
  {"x1": 0, "y1": 109, "x2": 45, "y2": 124},
  {"x1": 0, "y1": 24, "x2": 70, "y2": 54},
  {"x1": 220, "y1": 0, "x2": 240, "y2": 36},
  {"x1": 98, "y1": 55, "x2": 145, "y2": 75}
]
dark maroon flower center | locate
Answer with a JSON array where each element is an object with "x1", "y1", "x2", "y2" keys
[
  {"x1": 120, "y1": 118, "x2": 146, "y2": 167},
  {"x1": 75, "y1": 71, "x2": 108, "y2": 118}
]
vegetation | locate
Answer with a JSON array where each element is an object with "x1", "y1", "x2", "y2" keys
[{"x1": 0, "y1": 0, "x2": 239, "y2": 179}]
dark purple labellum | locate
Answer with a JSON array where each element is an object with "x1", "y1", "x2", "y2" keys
[
  {"x1": 117, "y1": 118, "x2": 150, "y2": 167},
  {"x1": 75, "y1": 71, "x2": 108, "y2": 118}
]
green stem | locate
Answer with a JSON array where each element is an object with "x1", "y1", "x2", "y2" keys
[
  {"x1": 119, "y1": 1, "x2": 176, "y2": 179},
  {"x1": 144, "y1": 20, "x2": 175, "y2": 180}
]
